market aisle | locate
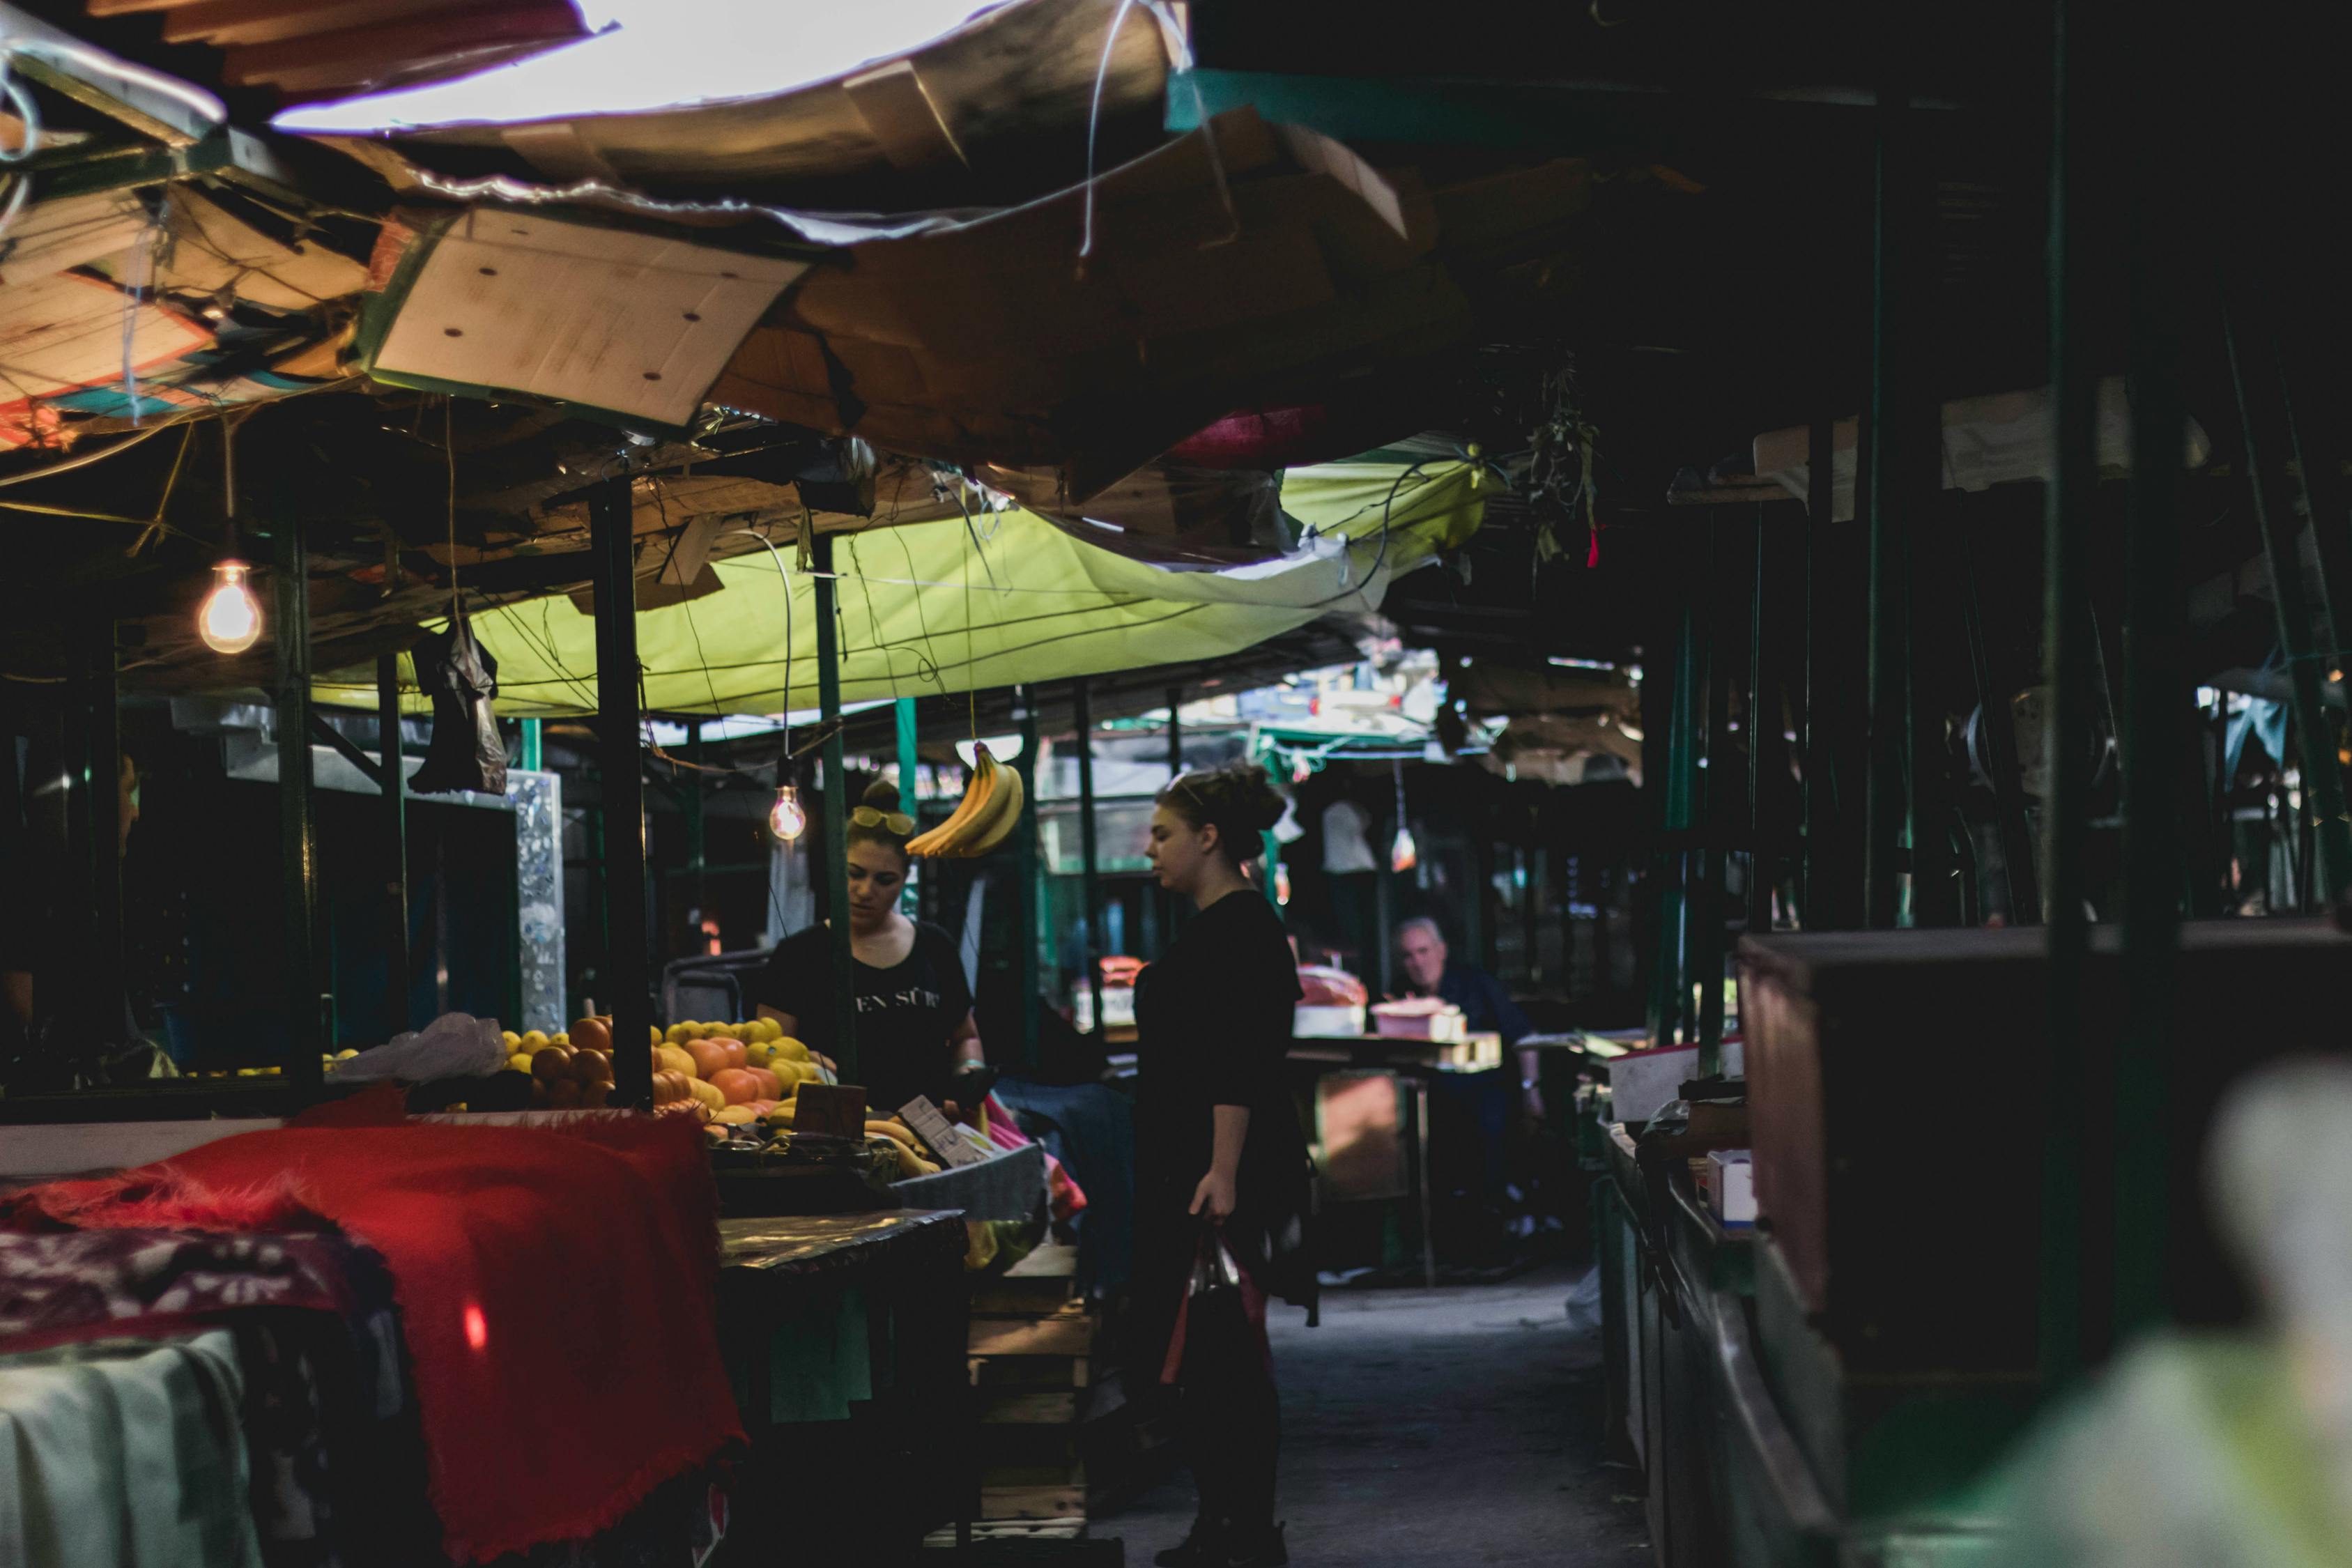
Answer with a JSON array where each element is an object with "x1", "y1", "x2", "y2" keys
[{"x1": 1107, "y1": 1265, "x2": 1650, "y2": 1566}]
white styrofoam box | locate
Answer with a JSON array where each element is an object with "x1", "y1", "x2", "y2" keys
[
  {"x1": 1705, "y1": 1149, "x2": 1756, "y2": 1228},
  {"x1": 1293, "y1": 1003, "x2": 1367, "y2": 1039},
  {"x1": 1606, "y1": 1038, "x2": 1744, "y2": 1124}
]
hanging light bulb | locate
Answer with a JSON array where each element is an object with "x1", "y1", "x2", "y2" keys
[
  {"x1": 769, "y1": 784, "x2": 807, "y2": 841},
  {"x1": 1388, "y1": 758, "x2": 1417, "y2": 873},
  {"x1": 197, "y1": 415, "x2": 263, "y2": 655},
  {"x1": 1274, "y1": 863, "x2": 1293, "y2": 905},
  {"x1": 198, "y1": 558, "x2": 263, "y2": 654}
]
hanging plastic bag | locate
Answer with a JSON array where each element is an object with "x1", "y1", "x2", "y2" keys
[
  {"x1": 1160, "y1": 1222, "x2": 1272, "y2": 1385},
  {"x1": 408, "y1": 605, "x2": 507, "y2": 796}
]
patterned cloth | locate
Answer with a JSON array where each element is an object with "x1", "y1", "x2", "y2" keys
[{"x1": 0, "y1": 1227, "x2": 358, "y2": 1354}]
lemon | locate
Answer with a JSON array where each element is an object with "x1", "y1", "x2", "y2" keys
[
  {"x1": 664, "y1": 1023, "x2": 692, "y2": 1045},
  {"x1": 521, "y1": 1030, "x2": 550, "y2": 1051},
  {"x1": 501, "y1": 1031, "x2": 521, "y2": 1049},
  {"x1": 773, "y1": 1036, "x2": 810, "y2": 1063},
  {"x1": 507, "y1": 1052, "x2": 534, "y2": 1073}
]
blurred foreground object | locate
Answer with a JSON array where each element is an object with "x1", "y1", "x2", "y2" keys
[{"x1": 1996, "y1": 1060, "x2": 2352, "y2": 1566}]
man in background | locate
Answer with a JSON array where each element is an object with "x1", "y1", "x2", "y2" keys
[{"x1": 1394, "y1": 916, "x2": 1531, "y2": 1047}]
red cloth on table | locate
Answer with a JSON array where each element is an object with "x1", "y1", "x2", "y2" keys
[{"x1": 0, "y1": 1105, "x2": 744, "y2": 1563}]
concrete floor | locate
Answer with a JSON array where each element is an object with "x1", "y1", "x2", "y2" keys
[{"x1": 1104, "y1": 1266, "x2": 1652, "y2": 1567}]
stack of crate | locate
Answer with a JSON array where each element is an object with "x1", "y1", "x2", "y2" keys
[{"x1": 964, "y1": 1243, "x2": 1094, "y2": 1535}]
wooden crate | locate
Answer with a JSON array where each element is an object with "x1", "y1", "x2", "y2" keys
[
  {"x1": 980, "y1": 1484, "x2": 1086, "y2": 1521},
  {"x1": 968, "y1": 1307, "x2": 1096, "y2": 1358}
]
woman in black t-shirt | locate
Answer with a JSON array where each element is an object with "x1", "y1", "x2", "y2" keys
[
  {"x1": 1134, "y1": 761, "x2": 1305, "y2": 1568},
  {"x1": 754, "y1": 781, "x2": 981, "y2": 1118}
]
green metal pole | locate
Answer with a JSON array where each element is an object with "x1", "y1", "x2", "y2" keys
[
  {"x1": 518, "y1": 716, "x2": 542, "y2": 772},
  {"x1": 274, "y1": 507, "x2": 325, "y2": 1085},
  {"x1": 896, "y1": 698, "x2": 921, "y2": 916},
  {"x1": 1647, "y1": 587, "x2": 1701, "y2": 1045},
  {"x1": 377, "y1": 653, "x2": 410, "y2": 1039},
  {"x1": 896, "y1": 698, "x2": 921, "y2": 801},
  {"x1": 1695, "y1": 520, "x2": 1729, "y2": 1078},
  {"x1": 1015, "y1": 688, "x2": 1044, "y2": 1070},
  {"x1": 84, "y1": 620, "x2": 125, "y2": 1049},
  {"x1": 2040, "y1": 0, "x2": 2098, "y2": 1385},
  {"x1": 1800, "y1": 417, "x2": 1835, "y2": 927},
  {"x1": 2114, "y1": 81, "x2": 2186, "y2": 1338},
  {"x1": 1748, "y1": 508, "x2": 1774, "y2": 936},
  {"x1": 685, "y1": 717, "x2": 706, "y2": 925},
  {"x1": 1075, "y1": 681, "x2": 1107, "y2": 1031},
  {"x1": 590, "y1": 479, "x2": 653, "y2": 1110},
  {"x1": 1958, "y1": 507, "x2": 2041, "y2": 923},
  {"x1": 1864, "y1": 77, "x2": 1920, "y2": 932},
  {"x1": 812, "y1": 530, "x2": 859, "y2": 1084}
]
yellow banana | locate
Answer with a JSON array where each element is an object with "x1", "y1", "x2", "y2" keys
[
  {"x1": 907, "y1": 748, "x2": 995, "y2": 856},
  {"x1": 956, "y1": 755, "x2": 1025, "y2": 856}
]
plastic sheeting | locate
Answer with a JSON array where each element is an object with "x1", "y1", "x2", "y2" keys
[{"x1": 317, "y1": 458, "x2": 1483, "y2": 718}]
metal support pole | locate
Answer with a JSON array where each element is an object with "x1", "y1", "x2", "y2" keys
[
  {"x1": 1015, "y1": 688, "x2": 1044, "y2": 1070},
  {"x1": 1747, "y1": 509, "x2": 1774, "y2": 935},
  {"x1": 1865, "y1": 78, "x2": 1924, "y2": 930},
  {"x1": 1957, "y1": 518, "x2": 2040, "y2": 923},
  {"x1": 1647, "y1": 590, "x2": 1700, "y2": 1045},
  {"x1": 1074, "y1": 680, "x2": 1105, "y2": 1036},
  {"x1": 896, "y1": 699, "x2": 921, "y2": 802},
  {"x1": 2114, "y1": 90, "x2": 2187, "y2": 1337},
  {"x1": 518, "y1": 717, "x2": 542, "y2": 773},
  {"x1": 1165, "y1": 686, "x2": 1185, "y2": 941},
  {"x1": 376, "y1": 652, "x2": 410, "y2": 1040},
  {"x1": 1695, "y1": 520, "x2": 1729, "y2": 1078},
  {"x1": 811, "y1": 531, "x2": 859, "y2": 1084},
  {"x1": 84, "y1": 620, "x2": 126, "y2": 1042},
  {"x1": 1801, "y1": 417, "x2": 1836, "y2": 925},
  {"x1": 274, "y1": 511, "x2": 325, "y2": 1085},
  {"x1": 2040, "y1": 0, "x2": 2098, "y2": 1384},
  {"x1": 590, "y1": 479, "x2": 653, "y2": 1110},
  {"x1": 896, "y1": 698, "x2": 921, "y2": 916},
  {"x1": 2225, "y1": 305, "x2": 2352, "y2": 903},
  {"x1": 685, "y1": 717, "x2": 707, "y2": 923}
]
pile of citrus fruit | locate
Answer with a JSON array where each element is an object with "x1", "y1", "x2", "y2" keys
[{"x1": 653, "y1": 1017, "x2": 827, "y2": 1127}]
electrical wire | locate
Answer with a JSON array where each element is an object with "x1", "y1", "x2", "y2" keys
[{"x1": 0, "y1": 424, "x2": 171, "y2": 488}]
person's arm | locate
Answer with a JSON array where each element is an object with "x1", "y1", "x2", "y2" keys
[
  {"x1": 1192, "y1": 1104, "x2": 1251, "y2": 1220},
  {"x1": 951, "y1": 1009, "x2": 983, "y2": 1066}
]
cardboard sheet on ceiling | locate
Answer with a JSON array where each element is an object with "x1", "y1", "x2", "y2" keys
[
  {"x1": 0, "y1": 190, "x2": 151, "y2": 284},
  {"x1": 709, "y1": 109, "x2": 1595, "y2": 500},
  {"x1": 281, "y1": 0, "x2": 1171, "y2": 203},
  {"x1": 360, "y1": 208, "x2": 810, "y2": 429},
  {"x1": 0, "y1": 272, "x2": 213, "y2": 447},
  {"x1": 313, "y1": 459, "x2": 1486, "y2": 717},
  {"x1": 143, "y1": 186, "x2": 372, "y2": 312}
]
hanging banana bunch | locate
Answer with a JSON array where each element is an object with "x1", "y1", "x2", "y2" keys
[{"x1": 907, "y1": 742, "x2": 1026, "y2": 859}]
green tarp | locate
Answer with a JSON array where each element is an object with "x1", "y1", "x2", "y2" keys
[{"x1": 318, "y1": 459, "x2": 1484, "y2": 718}]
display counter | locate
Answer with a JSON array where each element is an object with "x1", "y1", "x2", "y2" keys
[{"x1": 716, "y1": 1210, "x2": 974, "y2": 1560}]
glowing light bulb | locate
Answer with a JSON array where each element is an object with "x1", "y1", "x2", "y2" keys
[
  {"x1": 197, "y1": 560, "x2": 263, "y2": 654},
  {"x1": 1390, "y1": 825, "x2": 1418, "y2": 875},
  {"x1": 769, "y1": 785, "x2": 806, "y2": 841},
  {"x1": 1274, "y1": 863, "x2": 1293, "y2": 905}
]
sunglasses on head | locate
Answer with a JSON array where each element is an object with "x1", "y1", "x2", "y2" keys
[{"x1": 852, "y1": 805, "x2": 915, "y2": 835}]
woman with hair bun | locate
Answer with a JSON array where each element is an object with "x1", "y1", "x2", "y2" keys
[
  {"x1": 1135, "y1": 760, "x2": 1309, "y2": 1568},
  {"x1": 754, "y1": 778, "x2": 983, "y2": 1116}
]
